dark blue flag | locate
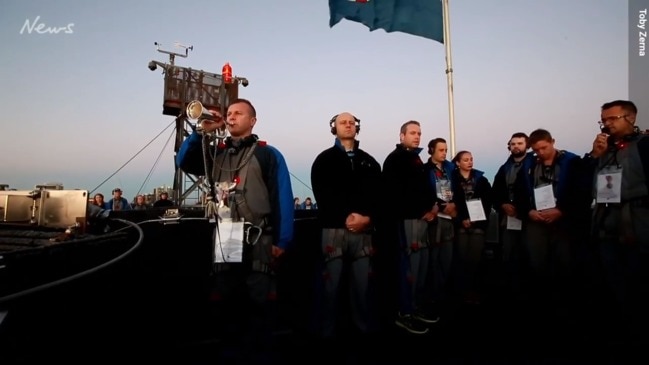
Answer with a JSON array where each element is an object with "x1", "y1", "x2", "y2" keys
[{"x1": 329, "y1": 0, "x2": 444, "y2": 44}]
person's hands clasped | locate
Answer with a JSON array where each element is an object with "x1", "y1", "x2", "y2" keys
[{"x1": 346, "y1": 213, "x2": 370, "y2": 233}]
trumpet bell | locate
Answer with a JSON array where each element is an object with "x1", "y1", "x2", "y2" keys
[
  {"x1": 186, "y1": 100, "x2": 216, "y2": 121},
  {"x1": 187, "y1": 100, "x2": 228, "y2": 139}
]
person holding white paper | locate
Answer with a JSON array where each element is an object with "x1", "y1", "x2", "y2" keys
[
  {"x1": 176, "y1": 98, "x2": 295, "y2": 363},
  {"x1": 491, "y1": 132, "x2": 535, "y2": 301},
  {"x1": 513, "y1": 129, "x2": 588, "y2": 319},
  {"x1": 450, "y1": 150, "x2": 492, "y2": 305}
]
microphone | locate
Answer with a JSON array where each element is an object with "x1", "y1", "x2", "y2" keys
[{"x1": 599, "y1": 125, "x2": 614, "y2": 147}]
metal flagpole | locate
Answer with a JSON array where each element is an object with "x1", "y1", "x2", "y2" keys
[{"x1": 442, "y1": 0, "x2": 456, "y2": 157}]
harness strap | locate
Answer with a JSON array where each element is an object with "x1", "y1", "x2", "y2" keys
[
  {"x1": 229, "y1": 143, "x2": 265, "y2": 226},
  {"x1": 202, "y1": 135, "x2": 223, "y2": 218},
  {"x1": 251, "y1": 260, "x2": 274, "y2": 274}
]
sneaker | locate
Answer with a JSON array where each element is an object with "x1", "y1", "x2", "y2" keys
[
  {"x1": 412, "y1": 309, "x2": 440, "y2": 324},
  {"x1": 395, "y1": 313, "x2": 429, "y2": 335}
]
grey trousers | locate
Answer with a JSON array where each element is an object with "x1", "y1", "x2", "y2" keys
[
  {"x1": 319, "y1": 228, "x2": 373, "y2": 337},
  {"x1": 428, "y1": 217, "x2": 455, "y2": 302}
]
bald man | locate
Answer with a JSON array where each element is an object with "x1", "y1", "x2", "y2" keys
[{"x1": 310, "y1": 112, "x2": 382, "y2": 339}]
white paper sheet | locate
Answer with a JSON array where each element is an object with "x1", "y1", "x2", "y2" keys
[
  {"x1": 534, "y1": 184, "x2": 556, "y2": 211},
  {"x1": 506, "y1": 216, "x2": 522, "y2": 230},
  {"x1": 214, "y1": 219, "x2": 244, "y2": 263},
  {"x1": 467, "y1": 199, "x2": 487, "y2": 222}
]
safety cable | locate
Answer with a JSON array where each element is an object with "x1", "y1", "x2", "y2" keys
[
  {"x1": 89, "y1": 119, "x2": 176, "y2": 195},
  {"x1": 0, "y1": 218, "x2": 143, "y2": 306},
  {"x1": 136, "y1": 127, "x2": 176, "y2": 196}
]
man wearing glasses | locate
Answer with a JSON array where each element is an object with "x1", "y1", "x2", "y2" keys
[{"x1": 585, "y1": 99, "x2": 649, "y2": 341}]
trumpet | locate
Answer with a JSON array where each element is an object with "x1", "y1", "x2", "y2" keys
[
  {"x1": 186, "y1": 100, "x2": 227, "y2": 139},
  {"x1": 186, "y1": 100, "x2": 218, "y2": 122}
]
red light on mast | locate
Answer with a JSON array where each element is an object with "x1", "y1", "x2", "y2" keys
[{"x1": 222, "y1": 62, "x2": 232, "y2": 84}]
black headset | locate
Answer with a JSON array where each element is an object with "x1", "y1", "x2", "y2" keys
[
  {"x1": 608, "y1": 128, "x2": 641, "y2": 149},
  {"x1": 506, "y1": 135, "x2": 528, "y2": 151},
  {"x1": 224, "y1": 134, "x2": 259, "y2": 154},
  {"x1": 330, "y1": 114, "x2": 360, "y2": 135}
]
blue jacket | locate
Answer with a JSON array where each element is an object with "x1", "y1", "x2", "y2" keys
[
  {"x1": 299, "y1": 201, "x2": 317, "y2": 210},
  {"x1": 514, "y1": 150, "x2": 590, "y2": 228},
  {"x1": 106, "y1": 197, "x2": 131, "y2": 211},
  {"x1": 176, "y1": 132, "x2": 294, "y2": 249},
  {"x1": 423, "y1": 159, "x2": 456, "y2": 208},
  {"x1": 491, "y1": 152, "x2": 535, "y2": 215},
  {"x1": 451, "y1": 168, "x2": 492, "y2": 230}
]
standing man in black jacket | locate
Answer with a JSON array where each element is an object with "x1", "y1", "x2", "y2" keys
[
  {"x1": 311, "y1": 112, "x2": 382, "y2": 341},
  {"x1": 491, "y1": 132, "x2": 534, "y2": 302},
  {"x1": 382, "y1": 120, "x2": 438, "y2": 335}
]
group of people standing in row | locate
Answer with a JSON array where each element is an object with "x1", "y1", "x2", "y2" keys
[
  {"x1": 91, "y1": 188, "x2": 175, "y2": 210},
  {"x1": 311, "y1": 100, "x2": 649, "y2": 336},
  {"x1": 294, "y1": 196, "x2": 317, "y2": 210},
  {"x1": 175, "y1": 98, "x2": 648, "y2": 362},
  {"x1": 309, "y1": 99, "x2": 649, "y2": 340}
]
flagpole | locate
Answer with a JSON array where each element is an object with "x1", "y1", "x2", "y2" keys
[{"x1": 442, "y1": 0, "x2": 456, "y2": 157}]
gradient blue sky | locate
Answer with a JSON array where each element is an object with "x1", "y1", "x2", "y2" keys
[{"x1": 0, "y1": 0, "x2": 629, "y2": 201}]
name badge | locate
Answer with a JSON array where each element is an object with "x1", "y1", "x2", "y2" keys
[
  {"x1": 437, "y1": 180, "x2": 453, "y2": 201},
  {"x1": 436, "y1": 179, "x2": 453, "y2": 219},
  {"x1": 596, "y1": 167, "x2": 622, "y2": 204}
]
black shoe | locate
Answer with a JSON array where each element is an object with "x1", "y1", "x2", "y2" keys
[
  {"x1": 412, "y1": 309, "x2": 440, "y2": 324},
  {"x1": 395, "y1": 313, "x2": 429, "y2": 334}
]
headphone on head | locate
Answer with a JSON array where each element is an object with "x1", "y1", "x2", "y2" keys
[
  {"x1": 427, "y1": 141, "x2": 438, "y2": 155},
  {"x1": 506, "y1": 136, "x2": 529, "y2": 151},
  {"x1": 330, "y1": 114, "x2": 360, "y2": 135}
]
